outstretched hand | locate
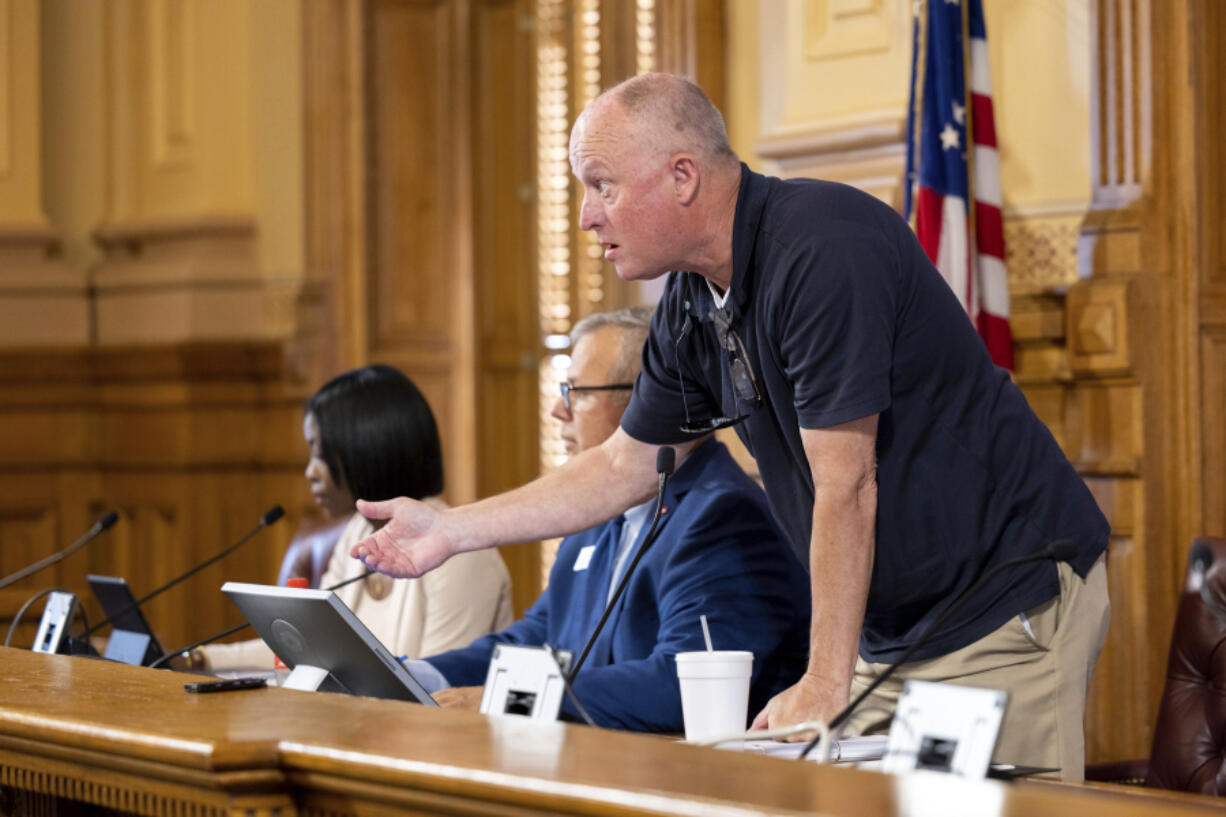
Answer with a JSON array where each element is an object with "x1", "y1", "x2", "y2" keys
[{"x1": 349, "y1": 497, "x2": 458, "y2": 578}]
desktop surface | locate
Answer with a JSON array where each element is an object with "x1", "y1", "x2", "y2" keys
[{"x1": 0, "y1": 647, "x2": 1222, "y2": 817}]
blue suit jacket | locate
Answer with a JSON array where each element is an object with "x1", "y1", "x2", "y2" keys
[{"x1": 425, "y1": 440, "x2": 810, "y2": 732}]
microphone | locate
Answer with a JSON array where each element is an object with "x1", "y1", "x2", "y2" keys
[
  {"x1": 656, "y1": 446, "x2": 676, "y2": 490},
  {"x1": 799, "y1": 538, "x2": 1078, "y2": 760},
  {"x1": 0, "y1": 511, "x2": 119, "y2": 591},
  {"x1": 82, "y1": 506, "x2": 285, "y2": 641},
  {"x1": 149, "y1": 566, "x2": 377, "y2": 670},
  {"x1": 568, "y1": 446, "x2": 677, "y2": 682}
]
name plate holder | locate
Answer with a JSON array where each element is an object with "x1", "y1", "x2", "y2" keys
[
  {"x1": 881, "y1": 680, "x2": 1007, "y2": 779},
  {"x1": 32, "y1": 592, "x2": 78, "y2": 655},
  {"x1": 479, "y1": 645, "x2": 572, "y2": 721}
]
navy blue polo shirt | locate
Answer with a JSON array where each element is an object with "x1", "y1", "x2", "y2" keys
[{"x1": 620, "y1": 165, "x2": 1108, "y2": 663}]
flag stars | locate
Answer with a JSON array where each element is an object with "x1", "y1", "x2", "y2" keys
[
  {"x1": 952, "y1": 101, "x2": 965, "y2": 125},
  {"x1": 939, "y1": 123, "x2": 961, "y2": 150}
]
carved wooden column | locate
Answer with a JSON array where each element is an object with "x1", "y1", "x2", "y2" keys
[
  {"x1": 0, "y1": 0, "x2": 89, "y2": 346},
  {"x1": 1191, "y1": 1, "x2": 1226, "y2": 544},
  {"x1": 1074, "y1": 0, "x2": 1220, "y2": 762},
  {"x1": 90, "y1": 0, "x2": 303, "y2": 345}
]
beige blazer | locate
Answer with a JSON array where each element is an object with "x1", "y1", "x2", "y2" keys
[{"x1": 202, "y1": 507, "x2": 513, "y2": 670}]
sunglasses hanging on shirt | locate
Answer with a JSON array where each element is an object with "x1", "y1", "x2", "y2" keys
[{"x1": 673, "y1": 300, "x2": 762, "y2": 435}]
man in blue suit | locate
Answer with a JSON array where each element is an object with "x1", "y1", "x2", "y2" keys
[{"x1": 410, "y1": 308, "x2": 809, "y2": 732}]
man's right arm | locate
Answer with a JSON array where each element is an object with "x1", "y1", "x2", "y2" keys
[{"x1": 351, "y1": 428, "x2": 695, "y2": 579}]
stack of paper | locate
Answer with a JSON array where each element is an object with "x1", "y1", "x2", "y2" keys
[{"x1": 725, "y1": 734, "x2": 888, "y2": 763}]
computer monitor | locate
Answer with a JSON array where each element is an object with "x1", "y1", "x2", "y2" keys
[
  {"x1": 220, "y1": 581, "x2": 437, "y2": 705},
  {"x1": 87, "y1": 574, "x2": 165, "y2": 666}
]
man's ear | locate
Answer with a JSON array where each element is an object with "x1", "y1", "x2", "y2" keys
[{"x1": 671, "y1": 154, "x2": 700, "y2": 205}]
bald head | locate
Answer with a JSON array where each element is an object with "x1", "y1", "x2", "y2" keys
[
  {"x1": 568, "y1": 73, "x2": 743, "y2": 286},
  {"x1": 581, "y1": 74, "x2": 738, "y2": 170}
]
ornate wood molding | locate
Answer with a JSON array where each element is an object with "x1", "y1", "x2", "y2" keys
[
  {"x1": 755, "y1": 111, "x2": 907, "y2": 207},
  {"x1": 1005, "y1": 214, "x2": 1083, "y2": 294},
  {"x1": 756, "y1": 111, "x2": 905, "y2": 160}
]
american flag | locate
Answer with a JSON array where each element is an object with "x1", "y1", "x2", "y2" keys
[{"x1": 904, "y1": 0, "x2": 1014, "y2": 370}]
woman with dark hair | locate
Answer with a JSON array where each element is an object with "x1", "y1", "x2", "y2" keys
[{"x1": 197, "y1": 365, "x2": 513, "y2": 670}]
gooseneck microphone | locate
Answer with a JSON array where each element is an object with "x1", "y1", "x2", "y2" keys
[
  {"x1": 568, "y1": 446, "x2": 677, "y2": 682},
  {"x1": 149, "y1": 567, "x2": 377, "y2": 669},
  {"x1": 82, "y1": 505, "x2": 285, "y2": 641},
  {"x1": 798, "y1": 538, "x2": 1079, "y2": 760},
  {"x1": 0, "y1": 511, "x2": 119, "y2": 591}
]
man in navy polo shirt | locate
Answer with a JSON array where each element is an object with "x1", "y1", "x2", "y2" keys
[
  {"x1": 353, "y1": 73, "x2": 1110, "y2": 779},
  {"x1": 407, "y1": 308, "x2": 809, "y2": 732}
]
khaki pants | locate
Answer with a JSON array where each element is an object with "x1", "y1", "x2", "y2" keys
[{"x1": 846, "y1": 554, "x2": 1109, "y2": 781}]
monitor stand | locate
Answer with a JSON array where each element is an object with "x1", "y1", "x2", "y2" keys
[
  {"x1": 104, "y1": 629, "x2": 160, "y2": 666},
  {"x1": 283, "y1": 664, "x2": 352, "y2": 694}
]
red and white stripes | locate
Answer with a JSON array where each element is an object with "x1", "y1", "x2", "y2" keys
[{"x1": 968, "y1": 30, "x2": 1013, "y2": 369}]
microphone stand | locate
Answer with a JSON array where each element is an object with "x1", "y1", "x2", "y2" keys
[
  {"x1": 149, "y1": 568, "x2": 375, "y2": 670},
  {"x1": 81, "y1": 506, "x2": 285, "y2": 644},
  {"x1": 798, "y1": 540, "x2": 1077, "y2": 760},
  {"x1": 568, "y1": 446, "x2": 676, "y2": 683},
  {"x1": 0, "y1": 512, "x2": 119, "y2": 591}
]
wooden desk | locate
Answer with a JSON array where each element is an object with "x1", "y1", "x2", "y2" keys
[{"x1": 0, "y1": 647, "x2": 1219, "y2": 817}]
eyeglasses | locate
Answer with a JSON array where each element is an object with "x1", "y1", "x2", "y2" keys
[
  {"x1": 559, "y1": 381, "x2": 635, "y2": 412},
  {"x1": 674, "y1": 303, "x2": 761, "y2": 434}
]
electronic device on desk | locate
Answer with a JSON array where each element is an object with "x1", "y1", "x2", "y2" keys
[
  {"x1": 881, "y1": 680, "x2": 1007, "y2": 780},
  {"x1": 31, "y1": 592, "x2": 79, "y2": 655},
  {"x1": 479, "y1": 644, "x2": 572, "y2": 720},
  {"x1": 87, "y1": 575, "x2": 166, "y2": 666},
  {"x1": 220, "y1": 581, "x2": 436, "y2": 705}
]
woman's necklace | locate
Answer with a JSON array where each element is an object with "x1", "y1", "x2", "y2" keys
[{"x1": 364, "y1": 571, "x2": 393, "y2": 600}]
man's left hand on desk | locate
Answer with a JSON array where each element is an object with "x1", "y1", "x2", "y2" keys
[
  {"x1": 750, "y1": 671, "x2": 846, "y2": 741},
  {"x1": 432, "y1": 685, "x2": 483, "y2": 710}
]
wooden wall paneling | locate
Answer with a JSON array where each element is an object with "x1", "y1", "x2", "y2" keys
[
  {"x1": 1202, "y1": 328, "x2": 1226, "y2": 538},
  {"x1": 0, "y1": 344, "x2": 313, "y2": 654},
  {"x1": 90, "y1": 0, "x2": 302, "y2": 346},
  {"x1": 472, "y1": 0, "x2": 541, "y2": 612},
  {"x1": 85, "y1": 362, "x2": 309, "y2": 651},
  {"x1": 597, "y1": 0, "x2": 637, "y2": 92},
  {"x1": 308, "y1": 0, "x2": 545, "y2": 612},
  {"x1": 1083, "y1": 466, "x2": 1146, "y2": 761},
  {"x1": 1082, "y1": 481, "x2": 1148, "y2": 762},
  {"x1": 365, "y1": 0, "x2": 479, "y2": 506},
  {"x1": 654, "y1": 0, "x2": 725, "y2": 117},
  {"x1": 1147, "y1": 0, "x2": 1206, "y2": 571},
  {"x1": 1070, "y1": 383, "x2": 1143, "y2": 477},
  {"x1": 1068, "y1": 0, "x2": 1157, "y2": 764},
  {"x1": 367, "y1": 1, "x2": 461, "y2": 351},
  {"x1": 1197, "y1": 1, "x2": 1226, "y2": 538},
  {"x1": 84, "y1": 481, "x2": 190, "y2": 644},
  {"x1": 0, "y1": 363, "x2": 97, "y2": 645},
  {"x1": 1011, "y1": 292, "x2": 1072, "y2": 451},
  {"x1": 1068, "y1": 0, "x2": 1222, "y2": 762},
  {"x1": 302, "y1": 0, "x2": 368, "y2": 380},
  {"x1": 0, "y1": 0, "x2": 90, "y2": 348},
  {"x1": 0, "y1": 498, "x2": 63, "y2": 647}
]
